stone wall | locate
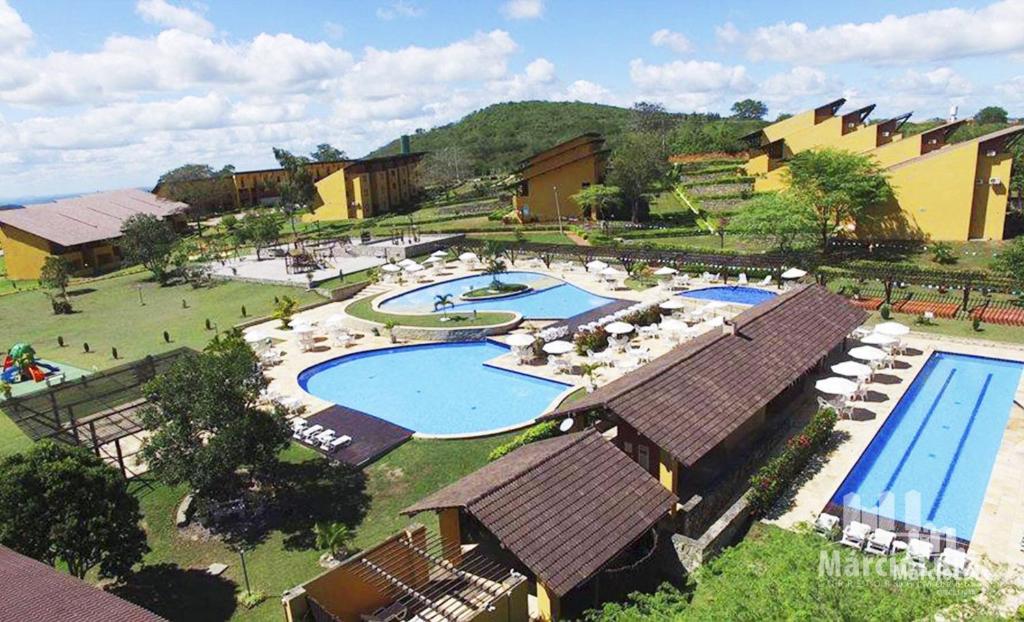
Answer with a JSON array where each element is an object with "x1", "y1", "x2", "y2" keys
[{"x1": 688, "y1": 182, "x2": 754, "y2": 198}]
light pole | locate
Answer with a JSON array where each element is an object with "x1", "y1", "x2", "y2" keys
[
  {"x1": 552, "y1": 186, "x2": 564, "y2": 235},
  {"x1": 238, "y1": 547, "x2": 252, "y2": 596}
]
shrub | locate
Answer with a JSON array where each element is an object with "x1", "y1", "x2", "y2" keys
[
  {"x1": 879, "y1": 303, "x2": 891, "y2": 320},
  {"x1": 574, "y1": 326, "x2": 610, "y2": 355},
  {"x1": 972, "y1": 316, "x2": 983, "y2": 331},
  {"x1": 488, "y1": 421, "x2": 559, "y2": 461},
  {"x1": 930, "y1": 242, "x2": 958, "y2": 265},
  {"x1": 487, "y1": 207, "x2": 508, "y2": 221},
  {"x1": 747, "y1": 408, "x2": 837, "y2": 516}
]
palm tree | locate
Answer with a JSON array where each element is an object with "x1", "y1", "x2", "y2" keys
[
  {"x1": 433, "y1": 293, "x2": 455, "y2": 320},
  {"x1": 578, "y1": 362, "x2": 603, "y2": 392},
  {"x1": 483, "y1": 258, "x2": 507, "y2": 288},
  {"x1": 314, "y1": 522, "x2": 354, "y2": 561}
]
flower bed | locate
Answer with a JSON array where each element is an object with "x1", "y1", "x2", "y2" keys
[
  {"x1": 747, "y1": 408, "x2": 837, "y2": 516},
  {"x1": 573, "y1": 305, "x2": 662, "y2": 355}
]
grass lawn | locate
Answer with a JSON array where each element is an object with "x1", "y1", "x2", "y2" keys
[
  {"x1": 0, "y1": 255, "x2": 40, "y2": 296},
  {"x1": 635, "y1": 234, "x2": 776, "y2": 253},
  {"x1": 345, "y1": 293, "x2": 515, "y2": 328},
  {"x1": 467, "y1": 231, "x2": 575, "y2": 245},
  {"x1": 0, "y1": 271, "x2": 322, "y2": 371},
  {"x1": 862, "y1": 310, "x2": 1024, "y2": 345},
  {"x1": 115, "y1": 435, "x2": 514, "y2": 622},
  {"x1": 593, "y1": 523, "x2": 987, "y2": 620}
]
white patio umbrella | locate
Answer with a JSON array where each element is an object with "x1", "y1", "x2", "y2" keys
[
  {"x1": 244, "y1": 331, "x2": 269, "y2": 343},
  {"x1": 604, "y1": 321, "x2": 635, "y2": 335},
  {"x1": 848, "y1": 345, "x2": 887, "y2": 362},
  {"x1": 380, "y1": 264, "x2": 402, "y2": 273},
  {"x1": 430, "y1": 250, "x2": 448, "y2": 258},
  {"x1": 874, "y1": 321, "x2": 910, "y2": 337},
  {"x1": 781, "y1": 267, "x2": 807, "y2": 280},
  {"x1": 659, "y1": 299, "x2": 687, "y2": 310},
  {"x1": 600, "y1": 267, "x2": 624, "y2": 278},
  {"x1": 586, "y1": 260, "x2": 609, "y2": 272},
  {"x1": 403, "y1": 262, "x2": 424, "y2": 273},
  {"x1": 653, "y1": 266, "x2": 678, "y2": 276},
  {"x1": 506, "y1": 334, "x2": 536, "y2": 347},
  {"x1": 831, "y1": 361, "x2": 872, "y2": 378},
  {"x1": 861, "y1": 332, "x2": 897, "y2": 347},
  {"x1": 459, "y1": 252, "x2": 478, "y2": 262},
  {"x1": 398, "y1": 258, "x2": 418, "y2": 267},
  {"x1": 323, "y1": 314, "x2": 347, "y2": 327},
  {"x1": 815, "y1": 376, "x2": 859, "y2": 396},
  {"x1": 424, "y1": 256, "x2": 444, "y2": 264},
  {"x1": 542, "y1": 340, "x2": 575, "y2": 355},
  {"x1": 660, "y1": 318, "x2": 686, "y2": 332}
]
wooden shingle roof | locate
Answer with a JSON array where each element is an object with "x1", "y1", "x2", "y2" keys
[
  {"x1": 551, "y1": 285, "x2": 867, "y2": 467},
  {"x1": 0, "y1": 546, "x2": 166, "y2": 621},
  {"x1": 403, "y1": 430, "x2": 676, "y2": 597}
]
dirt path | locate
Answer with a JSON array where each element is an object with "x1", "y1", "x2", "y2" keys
[{"x1": 566, "y1": 231, "x2": 591, "y2": 246}]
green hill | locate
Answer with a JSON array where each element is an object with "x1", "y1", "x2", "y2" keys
[{"x1": 367, "y1": 100, "x2": 633, "y2": 175}]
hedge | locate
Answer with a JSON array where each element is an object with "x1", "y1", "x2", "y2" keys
[
  {"x1": 747, "y1": 408, "x2": 837, "y2": 516},
  {"x1": 488, "y1": 421, "x2": 560, "y2": 461}
]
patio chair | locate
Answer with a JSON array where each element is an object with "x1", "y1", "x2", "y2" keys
[
  {"x1": 907, "y1": 539, "x2": 934, "y2": 569},
  {"x1": 637, "y1": 324, "x2": 659, "y2": 340},
  {"x1": 851, "y1": 326, "x2": 872, "y2": 339},
  {"x1": 616, "y1": 356, "x2": 641, "y2": 372},
  {"x1": 291, "y1": 419, "x2": 310, "y2": 439},
  {"x1": 300, "y1": 424, "x2": 324, "y2": 441},
  {"x1": 814, "y1": 513, "x2": 840, "y2": 538},
  {"x1": 938, "y1": 548, "x2": 970, "y2": 577},
  {"x1": 332, "y1": 331, "x2": 353, "y2": 348},
  {"x1": 626, "y1": 345, "x2": 651, "y2": 363},
  {"x1": 839, "y1": 521, "x2": 872, "y2": 549},
  {"x1": 758, "y1": 275, "x2": 772, "y2": 286},
  {"x1": 313, "y1": 429, "x2": 336, "y2": 446},
  {"x1": 865, "y1": 528, "x2": 896, "y2": 555},
  {"x1": 325, "y1": 435, "x2": 352, "y2": 451},
  {"x1": 737, "y1": 273, "x2": 748, "y2": 285}
]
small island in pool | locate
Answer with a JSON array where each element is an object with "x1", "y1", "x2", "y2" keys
[{"x1": 461, "y1": 282, "x2": 531, "y2": 300}]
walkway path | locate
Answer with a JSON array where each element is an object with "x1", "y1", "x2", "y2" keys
[{"x1": 566, "y1": 231, "x2": 591, "y2": 246}]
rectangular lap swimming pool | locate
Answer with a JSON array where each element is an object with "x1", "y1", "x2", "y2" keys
[{"x1": 830, "y1": 351, "x2": 1023, "y2": 541}]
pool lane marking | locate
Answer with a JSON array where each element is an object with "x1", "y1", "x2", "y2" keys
[
  {"x1": 926, "y1": 372, "x2": 993, "y2": 523},
  {"x1": 877, "y1": 367, "x2": 957, "y2": 506}
]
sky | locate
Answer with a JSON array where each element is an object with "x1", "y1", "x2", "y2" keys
[{"x1": 1, "y1": 0, "x2": 1023, "y2": 199}]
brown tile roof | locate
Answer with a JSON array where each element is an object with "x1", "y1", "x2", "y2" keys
[
  {"x1": 0, "y1": 188, "x2": 187, "y2": 246},
  {"x1": 403, "y1": 430, "x2": 676, "y2": 597},
  {"x1": 551, "y1": 285, "x2": 867, "y2": 467},
  {"x1": 0, "y1": 546, "x2": 166, "y2": 621}
]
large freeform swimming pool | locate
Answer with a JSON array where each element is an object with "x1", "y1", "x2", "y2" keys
[
  {"x1": 378, "y1": 271, "x2": 616, "y2": 319},
  {"x1": 831, "y1": 352, "x2": 1023, "y2": 540},
  {"x1": 680, "y1": 286, "x2": 777, "y2": 306},
  {"x1": 298, "y1": 341, "x2": 572, "y2": 435}
]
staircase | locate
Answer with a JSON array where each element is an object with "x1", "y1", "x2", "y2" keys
[{"x1": 358, "y1": 283, "x2": 393, "y2": 300}]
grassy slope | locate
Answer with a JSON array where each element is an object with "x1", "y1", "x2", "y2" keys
[
  {"x1": 121, "y1": 435, "x2": 513, "y2": 622},
  {"x1": 368, "y1": 101, "x2": 633, "y2": 173}
]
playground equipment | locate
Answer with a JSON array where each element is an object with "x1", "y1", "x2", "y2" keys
[{"x1": 2, "y1": 344, "x2": 60, "y2": 384}]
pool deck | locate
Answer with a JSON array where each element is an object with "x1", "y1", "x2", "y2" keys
[
  {"x1": 245, "y1": 261, "x2": 774, "y2": 442},
  {"x1": 767, "y1": 332, "x2": 1024, "y2": 571}
]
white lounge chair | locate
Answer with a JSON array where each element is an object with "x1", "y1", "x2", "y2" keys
[
  {"x1": 291, "y1": 419, "x2": 309, "y2": 439},
  {"x1": 758, "y1": 275, "x2": 772, "y2": 286},
  {"x1": 907, "y1": 539, "x2": 934, "y2": 569},
  {"x1": 839, "y1": 521, "x2": 872, "y2": 549},
  {"x1": 737, "y1": 273, "x2": 748, "y2": 285},
  {"x1": 865, "y1": 528, "x2": 896, "y2": 555},
  {"x1": 313, "y1": 429, "x2": 336, "y2": 446},
  {"x1": 300, "y1": 424, "x2": 324, "y2": 441},
  {"x1": 938, "y1": 548, "x2": 970, "y2": 577},
  {"x1": 325, "y1": 435, "x2": 352, "y2": 451},
  {"x1": 814, "y1": 513, "x2": 840, "y2": 538},
  {"x1": 616, "y1": 356, "x2": 641, "y2": 372}
]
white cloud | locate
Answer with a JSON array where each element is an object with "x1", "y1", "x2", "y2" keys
[
  {"x1": 376, "y1": 1, "x2": 423, "y2": 20},
  {"x1": 892, "y1": 67, "x2": 973, "y2": 97},
  {"x1": 501, "y1": 0, "x2": 544, "y2": 20},
  {"x1": 324, "y1": 21, "x2": 345, "y2": 40},
  {"x1": 729, "y1": 0, "x2": 1024, "y2": 64},
  {"x1": 524, "y1": 58, "x2": 555, "y2": 83},
  {"x1": 630, "y1": 58, "x2": 750, "y2": 93},
  {"x1": 650, "y1": 29, "x2": 692, "y2": 54},
  {"x1": 760, "y1": 66, "x2": 840, "y2": 100},
  {"x1": 561, "y1": 80, "x2": 613, "y2": 104},
  {"x1": 715, "y1": 22, "x2": 740, "y2": 45},
  {"x1": 135, "y1": 0, "x2": 214, "y2": 37},
  {"x1": 0, "y1": 0, "x2": 32, "y2": 52}
]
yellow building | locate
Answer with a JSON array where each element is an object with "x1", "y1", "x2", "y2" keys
[
  {"x1": 0, "y1": 189, "x2": 188, "y2": 280},
  {"x1": 510, "y1": 133, "x2": 609, "y2": 223},
  {"x1": 231, "y1": 160, "x2": 348, "y2": 208},
  {"x1": 303, "y1": 152, "x2": 424, "y2": 222},
  {"x1": 862, "y1": 125, "x2": 1024, "y2": 240}
]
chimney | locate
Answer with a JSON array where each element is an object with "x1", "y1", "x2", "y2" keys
[
  {"x1": 722, "y1": 319, "x2": 736, "y2": 336},
  {"x1": 400, "y1": 134, "x2": 411, "y2": 155}
]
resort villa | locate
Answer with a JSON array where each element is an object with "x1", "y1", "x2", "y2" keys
[
  {"x1": 743, "y1": 99, "x2": 1024, "y2": 241},
  {"x1": 301, "y1": 151, "x2": 425, "y2": 222},
  {"x1": 509, "y1": 133, "x2": 609, "y2": 223},
  {"x1": 0, "y1": 189, "x2": 188, "y2": 280}
]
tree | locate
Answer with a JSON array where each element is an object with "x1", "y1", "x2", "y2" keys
[
  {"x1": 314, "y1": 522, "x2": 354, "y2": 560},
  {"x1": 608, "y1": 132, "x2": 671, "y2": 223},
  {"x1": 120, "y1": 213, "x2": 180, "y2": 283},
  {"x1": 155, "y1": 163, "x2": 236, "y2": 234},
  {"x1": 433, "y1": 293, "x2": 455, "y2": 319},
  {"x1": 0, "y1": 441, "x2": 148, "y2": 580},
  {"x1": 236, "y1": 211, "x2": 281, "y2": 260},
  {"x1": 483, "y1": 258, "x2": 507, "y2": 287},
  {"x1": 712, "y1": 215, "x2": 730, "y2": 250},
  {"x1": 139, "y1": 332, "x2": 290, "y2": 502},
  {"x1": 729, "y1": 193, "x2": 817, "y2": 253},
  {"x1": 274, "y1": 295, "x2": 298, "y2": 329},
  {"x1": 786, "y1": 149, "x2": 894, "y2": 251},
  {"x1": 310, "y1": 144, "x2": 346, "y2": 162},
  {"x1": 731, "y1": 99, "x2": 768, "y2": 120},
  {"x1": 974, "y1": 106, "x2": 1009, "y2": 125},
  {"x1": 992, "y1": 236, "x2": 1024, "y2": 292},
  {"x1": 39, "y1": 255, "x2": 72, "y2": 314},
  {"x1": 629, "y1": 102, "x2": 676, "y2": 146},
  {"x1": 571, "y1": 184, "x2": 622, "y2": 220},
  {"x1": 272, "y1": 148, "x2": 316, "y2": 232}
]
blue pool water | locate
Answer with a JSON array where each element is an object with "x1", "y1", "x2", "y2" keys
[
  {"x1": 298, "y1": 341, "x2": 571, "y2": 435},
  {"x1": 831, "y1": 352, "x2": 1023, "y2": 540},
  {"x1": 379, "y1": 271, "x2": 616, "y2": 319},
  {"x1": 680, "y1": 286, "x2": 777, "y2": 305}
]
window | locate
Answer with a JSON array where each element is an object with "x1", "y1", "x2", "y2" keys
[
  {"x1": 637, "y1": 445, "x2": 650, "y2": 472},
  {"x1": 623, "y1": 441, "x2": 633, "y2": 456}
]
